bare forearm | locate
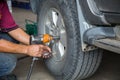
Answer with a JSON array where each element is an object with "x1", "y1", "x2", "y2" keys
[
  {"x1": 0, "y1": 39, "x2": 28, "y2": 54},
  {"x1": 8, "y1": 28, "x2": 30, "y2": 45}
]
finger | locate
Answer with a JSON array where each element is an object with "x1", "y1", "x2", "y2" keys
[
  {"x1": 42, "y1": 55, "x2": 48, "y2": 58},
  {"x1": 40, "y1": 45, "x2": 51, "y2": 53},
  {"x1": 36, "y1": 53, "x2": 42, "y2": 57},
  {"x1": 39, "y1": 48, "x2": 43, "y2": 54},
  {"x1": 34, "y1": 51, "x2": 42, "y2": 57},
  {"x1": 42, "y1": 53, "x2": 52, "y2": 58}
]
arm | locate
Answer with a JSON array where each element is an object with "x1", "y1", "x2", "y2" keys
[
  {"x1": 0, "y1": 39, "x2": 51, "y2": 57},
  {"x1": 8, "y1": 28, "x2": 30, "y2": 45},
  {"x1": 0, "y1": 39, "x2": 28, "y2": 54},
  {"x1": 8, "y1": 28, "x2": 51, "y2": 57}
]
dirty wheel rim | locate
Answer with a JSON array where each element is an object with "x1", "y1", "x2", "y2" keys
[{"x1": 44, "y1": 8, "x2": 67, "y2": 61}]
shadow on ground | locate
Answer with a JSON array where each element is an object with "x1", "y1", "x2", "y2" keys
[{"x1": 85, "y1": 50, "x2": 120, "y2": 80}]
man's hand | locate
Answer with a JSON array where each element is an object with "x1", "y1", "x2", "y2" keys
[
  {"x1": 26, "y1": 45, "x2": 51, "y2": 58},
  {"x1": 0, "y1": 39, "x2": 51, "y2": 58}
]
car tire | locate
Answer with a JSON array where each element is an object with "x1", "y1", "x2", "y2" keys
[{"x1": 37, "y1": 0, "x2": 103, "y2": 80}]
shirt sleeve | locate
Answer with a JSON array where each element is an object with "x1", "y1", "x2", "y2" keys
[{"x1": 0, "y1": 1, "x2": 19, "y2": 32}]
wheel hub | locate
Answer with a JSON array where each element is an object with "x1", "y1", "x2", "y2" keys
[{"x1": 44, "y1": 8, "x2": 67, "y2": 61}]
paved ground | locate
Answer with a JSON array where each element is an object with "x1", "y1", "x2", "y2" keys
[
  {"x1": 12, "y1": 8, "x2": 120, "y2": 80},
  {"x1": 85, "y1": 51, "x2": 120, "y2": 80}
]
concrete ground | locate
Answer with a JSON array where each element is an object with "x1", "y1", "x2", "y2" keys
[
  {"x1": 85, "y1": 51, "x2": 120, "y2": 80},
  {"x1": 12, "y1": 8, "x2": 120, "y2": 80}
]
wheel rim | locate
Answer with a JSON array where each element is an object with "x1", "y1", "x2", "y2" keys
[{"x1": 44, "y1": 8, "x2": 67, "y2": 61}]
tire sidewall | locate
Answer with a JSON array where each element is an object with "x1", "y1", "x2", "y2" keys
[{"x1": 37, "y1": 0, "x2": 80, "y2": 77}]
